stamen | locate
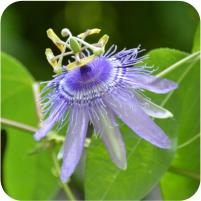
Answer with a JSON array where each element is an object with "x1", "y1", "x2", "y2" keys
[
  {"x1": 47, "y1": 29, "x2": 65, "y2": 52},
  {"x1": 45, "y1": 48, "x2": 58, "y2": 68},
  {"x1": 77, "y1": 28, "x2": 101, "y2": 39},
  {"x1": 66, "y1": 55, "x2": 96, "y2": 70},
  {"x1": 45, "y1": 27, "x2": 110, "y2": 73}
]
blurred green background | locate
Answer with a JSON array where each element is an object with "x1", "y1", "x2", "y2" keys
[{"x1": 1, "y1": 1, "x2": 199, "y2": 80}]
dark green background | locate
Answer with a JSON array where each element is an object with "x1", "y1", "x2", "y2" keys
[{"x1": 2, "y1": 1, "x2": 199, "y2": 80}]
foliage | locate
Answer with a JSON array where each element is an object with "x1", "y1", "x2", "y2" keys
[
  {"x1": 1, "y1": 53, "x2": 59, "y2": 200},
  {"x1": 160, "y1": 24, "x2": 200, "y2": 200},
  {"x1": 1, "y1": 2, "x2": 200, "y2": 200}
]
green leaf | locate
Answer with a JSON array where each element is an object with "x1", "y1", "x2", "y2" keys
[
  {"x1": 160, "y1": 56, "x2": 200, "y2": 199},
  {"x1": 85, "y1": 48, "x2": 191, "y2": 200},
  {"x1": 192, "y1": 23, "x2": 200, "y2": 53},
  {"x1": 1, "y1": 52, "x2": 59, "y2": 200}
]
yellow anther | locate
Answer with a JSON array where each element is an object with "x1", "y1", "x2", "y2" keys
[
  {"x1": 45, "y1": 27, "x2": 110, "y2": 74},
  {"x1": 98, "y1": 34, "x2": 109, "y2": 47},
  {"x1": 77, "y1": 28, "x2": 101, "y2": 39},
  {"x1": 66, "y1": 55, "x2": 96, "y2": 71},
  {"x1": 47, "y1": 29, "x2": 64, "y2": 52},
  {"x1": 45, "y1": 48, "x2": 58, "y2": 68}
]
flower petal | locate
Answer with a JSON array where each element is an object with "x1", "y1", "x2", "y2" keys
[
  {"x1": 126, "y1": 73, "x2": 177, "y2": 94},
  {"x1": 34, "y1": 100, "x2": 68, "y2": 141},
  {"x1": 134, "y1": 91, "x2": 173, "y2": 119},
  {"x1": 90, "y1": 104, "x2": 127, "y2": 169},
  {"x1": 103, "y1": 90, "x2": 171, "y2": 149},
  {"x1": 61, "y1": 107, "x2": 89, "y2": 183},
  {"x1": 34, "y1": 119, "x2": 55, "y2": 141}
]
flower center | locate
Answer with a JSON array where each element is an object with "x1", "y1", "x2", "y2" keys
[
  {"x1": 57, "y1": 56, "x2": 123, "y2": 104},
  {"x1": 62, "y1": 56, "x2": 112, "y2": 91}
]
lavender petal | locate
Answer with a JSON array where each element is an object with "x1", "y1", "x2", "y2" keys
[
  {"x1": 34, "y1": 100, "x2": 68, "y2": 141},
  {"x1": 90, "y1": 104, "x2": 127, "y2": 169},
  {"x1": 61, "y1": 107, "x2": 89, "y2": 183},
  {"x1": 127, "y1": 73, "x2": 177, "y2": 94},
  {"x1": 34, "y1": 119, "x2": 56, "y2": 141},
  {"x1": 103, "y1": 90, "x2": 171, "y2": 149}
]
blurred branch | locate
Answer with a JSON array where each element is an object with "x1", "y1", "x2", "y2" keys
[
  {"x1": 157, "y1": 51, "x2": 200, "y2": 77},
  {"x1": 169, "y1": 166, "x2": 200, "y2": 181},
  {"x1": 52, "y1": 152, "x2": 77, "y2": 201},
  {"x1": 0, "y1": 117, "x2": 37, "y2": 133},
  {"x1": 177, "y1": 133, "x2": 200, "y2": 149},
  {"x1": 32, "y1": 82, "x2": 43, "y2": 122},
  {"x1": 160, "y1": 57, "x2": 199, "y2": 107}
]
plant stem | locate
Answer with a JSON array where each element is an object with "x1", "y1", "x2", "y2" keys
[
  {"x1": 169, "y1": 166, "x2": 200, "y2": 181},
  {"x1": 52, "y1": 152, "x2": 77, "y2": 201},
  {"x1": 32, "y1": 82, "x2": 43, "y2": 122},
  {"x1": 160, "y1": 57, "x2": 199, "y2": 108},
  {"x1": 62, "y1": 182, "x2": 77, "y2": 201},
  {"x1": 177, "y1": 133, "x2": 200, "y2": 149},
  {"x1": 157, "y1": 51, "x2": 200, "y2": 77},
  {"x1": 0, "y1": 117, "x2": 37, "y2": 133}
]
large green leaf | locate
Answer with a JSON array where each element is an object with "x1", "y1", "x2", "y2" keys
[
  {"x1": 160, "y1": 37, "x2": 200, "y2": 200},
  {"x1": 160, "y1": 68, "x2": 200, "y2": 199},
  {"x1": 1, "y1": 52, "x2": 59, "y2": 200},
  {"x1": 85, "y1": 48, "x2": 192, "y2": 200}
]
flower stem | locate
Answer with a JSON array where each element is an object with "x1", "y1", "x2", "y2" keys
[
  {"x1": 169, "y1": 166, "x2": 200, "y2": 181},
  {"x1": 0, "y1": 117, "x2": 37, "y2": 133},
  {"x1": 157, "y1": 51, "x2": 200, "y2": 77},
  {"x1": 62, "y1": 181, "x2": 77, "y2": 201},
  {"x1": 52, "y1": 152, "x2": 77, "y2": 201}
]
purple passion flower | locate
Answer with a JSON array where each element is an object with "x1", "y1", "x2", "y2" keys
[{"x1": 34, "y1": 28, "x2": 177, "y2": 183}]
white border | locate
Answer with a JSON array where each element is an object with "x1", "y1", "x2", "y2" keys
[
  {"x1": 0, "y1": 1, "x2": 200, "y2": 201},
  {"x1": 0, "y1": 184, "x2": 15, "y2": 201}
]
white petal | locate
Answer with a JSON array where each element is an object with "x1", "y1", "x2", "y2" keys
[{"x1": 134, "y1": 92, "x2": 173, "y2": 119}]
